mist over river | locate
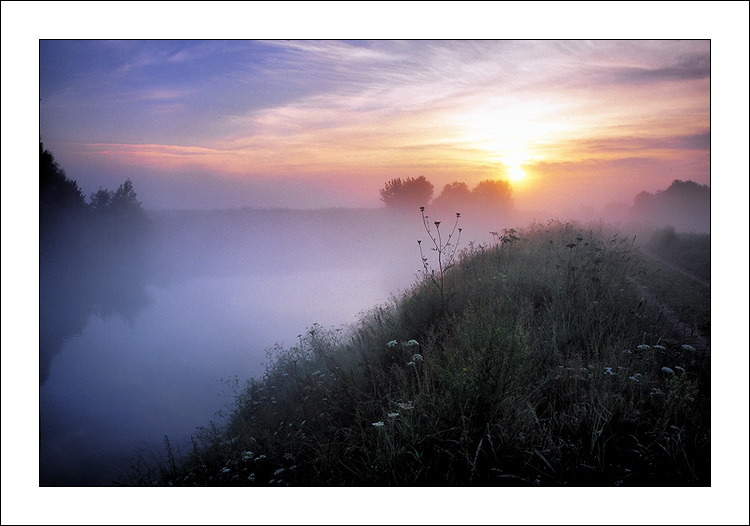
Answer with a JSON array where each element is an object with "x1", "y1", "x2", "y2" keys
[{"x1": 39, "y1": 207, "x2": 474, "y2": 485}]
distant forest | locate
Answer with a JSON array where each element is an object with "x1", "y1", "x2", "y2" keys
[
  {"x1": 40, "y1": 144, "x2": 710, "y2": 240},
  {"x1": 630, "y1": 179, "x2": 710, "y2": 233}
]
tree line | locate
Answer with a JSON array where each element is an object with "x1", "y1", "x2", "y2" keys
[
  {"x1": 379, "y1": 175, "x2": 514, "y2": 213},
  {"x1": 40, "y1": 141, "x2": 149, "y2": 246},
  {"x1": 631, "y1": 179, "x2": 710, "y2": 233}
]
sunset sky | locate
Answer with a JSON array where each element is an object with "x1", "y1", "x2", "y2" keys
[
  {"x1": 38, "y1": 38, "x2": 711, "y2": 213},
  {"x1": 2, "y1": 1, "x2": 750, "y2": 523}
]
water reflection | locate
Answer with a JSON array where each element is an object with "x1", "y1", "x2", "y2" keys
[{"x1": 39, "y1": 208, "x2": 425, "y2": 486}]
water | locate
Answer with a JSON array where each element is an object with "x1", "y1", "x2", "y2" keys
[
  {"x1": 37, "y1": 206, "x2": 479, "y2": 485},
  {"x1": 39, "y1": 265, "x2": 402, "y2": 486}
]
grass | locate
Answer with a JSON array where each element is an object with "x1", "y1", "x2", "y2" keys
[{"x1": 119, "y1": 218, "x2": 710, "y2": 486}]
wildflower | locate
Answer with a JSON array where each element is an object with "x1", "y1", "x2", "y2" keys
[
  {"x1": 406, "y1": 339, "x2": 420, "y2": 347},
  {"x1": 674, "y1": 366, "x2": 686, "y2": 373},
  {"x1": 604, "y1": 367, "x2": 617, "y2": 376},
  {"x1": 372, "y1": 421, "x2": 385, "y2": 427},
  {"x1": 241, "y1": 451, "x2": 255, "y2": 462},
  {"x1": 681, "y1": 344, "x2": 696, "y2": 352},
  {"x1": 629, "y1": 374, "x2": 642, "y2": 382},
  {"x1": 284, "y1": 453, "x2": 294, "y2": 461},
  {"x1": 412, "y1": 353, "x2": 424, "y2": 362},
  {"x1": 653, "y1": 345, "x2": 667, "y2": 350},
  {"x1": 247, "y1": 473, "x2": 256, "y2": 482},
  {"x1": 274, "y1": 468, "x2": 285, "y2": 477},
  {"x1": 407, "y1": 361, "x2": 415, "y2": 366},
  {"x1": 661, "y1": 367, "x2": 674, "y2": 374},
  {"x1": 387, "y1": 340, "x2": 398, "y2": 349},
  {"x1": 387, "y1": 412, "x2": 400, "y2": 418},
  {"x1": 637, "y1": 344, "x2": 650, "y2": 350},
  {"x1": 221, "y1": 467, "x2": 231, "y2": 474},
  {"x1": 650, "y1": 387, "x2": 664, "y2": 396},
  {"x1": 255, "y1": 454, "x2": 267, "y2": 461},
  {"x1": 397, "y1": 401, "x2": 414, "y2": 410},
  {"x1": 623, "y1": 349, "x2": 633, "y2": 355}
]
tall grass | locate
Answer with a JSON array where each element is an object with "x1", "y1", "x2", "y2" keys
[{"x1": 127, "y1": 219, "x2": 710, "y2": 486}]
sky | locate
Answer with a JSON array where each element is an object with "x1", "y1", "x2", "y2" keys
[
  {"x1": 3, "y1": 2, "x2": 750, "y2": 525},
  {"x1": 37, "y1": 38, "x2": 712, "y2": 213}
]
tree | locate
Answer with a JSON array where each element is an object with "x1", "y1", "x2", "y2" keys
[
  {"x1": 379, "y1": 176, "x2": 434, "y2": 210},
  {"x1": 112, "y1": 179, "x2": 142, "y2": 211},
  {"x1": 40, "y1": 142, "x2": 87, "y2": 234},
  {"x1": 630, "y1": 179, "x2": 709, "y2": 232},
  {"x1": 89, "y1": 187, "x2": 113, "y2": 213},
  {"x1": 471, "y1": 179, "x2": 514, "y2": 210},
  {"x1": 432, "y1": 181, "x2": 472, "y2": 212}
]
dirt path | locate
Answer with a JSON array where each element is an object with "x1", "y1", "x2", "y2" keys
[
  {"x1": 634, "y1": 250, "x2": 710, "y2": 357},
  {"x1": 640, "y1": 249, "x2": 710, "y2": 289}
]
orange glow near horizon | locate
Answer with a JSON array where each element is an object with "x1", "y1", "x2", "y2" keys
[{"x1": 40, "y1": 40, "x2": 710, "y2": 211}]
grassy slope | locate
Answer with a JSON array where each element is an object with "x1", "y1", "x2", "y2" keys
[{"x1": 125, "y1": 220, "x2": 710, "y2": 487}]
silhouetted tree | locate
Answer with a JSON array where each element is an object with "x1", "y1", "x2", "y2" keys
[
  {"x1": 432, "y1": 181, "x2": 472, "y2": 212},
  {"x1": 89, "y1": 187, "x2": 113, "y2": 213},
  {"x1": 471, "y1": 179, "x2": 514, "y2": 210},
  {"x1": 40, "y1": 142, "x2": 87, "y2": 235},
  {"x1": 630, "y1": 179, "x2": 709, "y2": 233},
  {"x1": 379, "y1": 176, "x2": 434, "y2": 210}
]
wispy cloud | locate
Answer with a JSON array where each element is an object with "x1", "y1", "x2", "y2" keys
[{"x1": 40, "y1": 40, "x2": 710, "y2": 210}]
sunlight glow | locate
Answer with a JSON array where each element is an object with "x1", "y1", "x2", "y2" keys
[{"x1": 507, "y1": 165, "x2": 526, "y2": 181}]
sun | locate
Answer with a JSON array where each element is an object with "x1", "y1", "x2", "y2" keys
[{"x1": 507, "y1": 165, "x2": 526, "y2": 181}]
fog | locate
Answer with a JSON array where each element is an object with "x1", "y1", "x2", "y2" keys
[
  {"x1": 38, "y1": 174, "x2": 711, "y2": 486},
  {"x1": 40, "y1": 207, "x2": 441, "y2": 485}
]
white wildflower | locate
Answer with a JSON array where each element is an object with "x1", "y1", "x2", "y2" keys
[
  {"x1": 247, "y1": 473, "x2": 256, "y2": 482},
  {"x1": 387, "y1": 412, "x2": 400, "y2": 418},
  {"x1": 407, "y1": 361, "x2": 415, "y2": 366},
  {"x1": 241, "y1": 451, "x2": 255, "y2": 461},
  {"x1": 637, "y1": 344, "x2": 650, "y2": 350},
  {"x1": 372, "y1": 421, "x2": 385, "y2": 427},
  {"x1": 653, "y1": 345, "x2": 666, "y2": 350},
  {"x1": 274, "y1": 468, "x2": 285, "y2": 477},
  {"x1": 412, "y1": 353, "x2": 424, "y2": 362},
  {"x1": 397, "y1": 401, "x2": 414, "y2": 410},
  {"x1": 661, "y1": 367, "x2": 674, "y2": 374},
  {"x1": 220, "y1": 467, "x2": 231, "y2": 474},
  {"x1": 604, "y1": 367, "x2": 617, "y2": 376},
  {"x1": 629, "y1": 374, "x2": 642, "y2": 382},
  {"x1": 387, "y1": 340, "x2": 398, "y2": 348},
  {"x1": 406, "y1": 339, "x2": 420, "y2": 347},
  {"x1": 674, "y1": 366, "x2": 686, "y2": 373},
  {"x1": 681, "y1": 344, "x2": 696, "y2": 352}
]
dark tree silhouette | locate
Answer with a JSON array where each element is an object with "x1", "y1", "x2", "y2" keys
[
  {"x1": 631, "y1": 179, "x2": 709, "y2": 232},
  {"x1": 432, "y1": 181, "x2": 472, "y2": 212},
  {"x1": 40, "y1": 142, "x2": 87, "y2": 235},
  {"x1": 379, "y1": 176, "x2": 434, "y2": 210},
  {"x1": 471, "y1": 179, "x2": 514, "y2": 210}
]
